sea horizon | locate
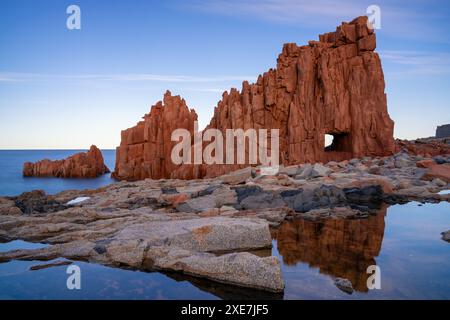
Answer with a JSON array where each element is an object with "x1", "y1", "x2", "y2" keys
[{"x1": 0, "y1": 150, "x2": 116, "y2": 196}]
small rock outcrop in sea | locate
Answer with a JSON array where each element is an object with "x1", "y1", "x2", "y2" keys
[
  {"x1": 113, "y1": 16, "x2": 395, "y2": 181},
  {"x1": 334, "y1": 278, "x2": 354, "y2": 294},
  {"x1": 23, "y1": 145, "x2": 110, "y2": 178},
  {"x1": 442, "y1": 230, "x2": 450, "y2": 243}
]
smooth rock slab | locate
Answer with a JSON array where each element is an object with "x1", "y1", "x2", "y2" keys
[
  {"x1": 114, "y1": 216, "x2": 272, "y2": 252},
  {"x1": 147, "y1": 247, "x2": 285, "y2": 292}
]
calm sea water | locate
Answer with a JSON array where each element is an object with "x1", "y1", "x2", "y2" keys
[
  {"x1": 0, "y1": 202, "x2": 449, "y2": 300},
  {"x1": 0, "y1": 150, "x2": 116, "y2": 196}
]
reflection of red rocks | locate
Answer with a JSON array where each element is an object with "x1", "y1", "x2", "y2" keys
[
  {"x1": 23, "y1": 145, "x2": 110, "y2": 178},
  {"x1": 112, "y1": 92, "x2": 198, "y2": 180},
  {"x1": 276, "y1": 207, "x2": 386, "y2": 292},
  {"x1": 113, "y1": 16, "x2": 395, "y2": 181}
]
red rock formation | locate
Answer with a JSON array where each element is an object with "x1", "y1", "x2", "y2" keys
[
  {"x1": 112, "y1": 92, "x2": 199, "y2": 180},
  {"x1": 113, "y1": 16, "x2": 395, "y2": 181},
  {"x1": 396, "y1": 139, "x2": 450, "y2": 157},
  {"x1": 23, "y1": 145, "x2": 110, "y2": 178}
]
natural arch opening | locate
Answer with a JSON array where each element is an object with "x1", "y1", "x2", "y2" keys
[{"x1": 324, "y1": 132, "x2": 351, "y2": 152}]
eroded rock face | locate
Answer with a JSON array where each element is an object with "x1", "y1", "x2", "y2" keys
[
  {"x1": 23, "y1": 145, "x2": 110, "y2": 178},
  {"x1": 112, "y1": 91, "x2": 199, "y2": 181},
  {"x1": 113, "y1": 16, "x2": 395, "y2": 181}
]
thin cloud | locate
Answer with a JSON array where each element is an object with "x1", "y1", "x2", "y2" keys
[
  {"x1": 185, "y1": 0, "x2": 364, "y2": 24},
  {"x1": 180, "y1": 0, "x2": 448, "y2": 43},
  {"x1": 0, "y1": 72, "x2": 253, "y2": 83},
  {"x1": 183, "y1": 87, "x2": 226, "y2": 93},
  {"x1": 380, "y1": 50, "x2": 450, "y2": 76}
]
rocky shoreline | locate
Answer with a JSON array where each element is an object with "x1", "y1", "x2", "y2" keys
[{"x1": 1, "y1": 151, "x2": 449, "y2": 292}]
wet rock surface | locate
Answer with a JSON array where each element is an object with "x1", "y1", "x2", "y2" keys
[{"x1": 1, "y1": 152, "x2": 449, "y2": 292}]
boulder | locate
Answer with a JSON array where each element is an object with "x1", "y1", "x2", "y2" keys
[
  {"x1": 282, "y1": 185, "x2": 347, "y2": 212},
  {"x1": 421, "y1": 164, "x2": 450, "y2": 183},
  {"x1": 334, "y1": 278, "x2": 354, "y2": 294},
  {"x1": 310, "y1": 163, "x2": 332, "y2": 178},
  {"x1": 111, "y1": 91, "x2": 199, "y2": 181},
  {"x1": 11, "y1": 190, "x2": 66, "y2": 214},
  {"x1": 394, "y1": 157, "x2": 412, "y2": 168},
  {"x1": 396, "y1": 139, "x2": 450, "y2": 157},
  {"x1": 442, "y1": 230, "x2": 450, "y2": 243},
  {"x1": 219, "y1": 167, "x2": 252, "y2": 185},
  {"x1": 349, "y1": 176, "x2": 394, "y2": 194},
  {"x1": 433, "y1": 155, "x2": 448, "y2": 165},
  {"x1": 416, "y1": 159, "x2": 436, "y2": 168},
  {"x1": 240, "y1": 191, "x2": 285, "y2": 210}
]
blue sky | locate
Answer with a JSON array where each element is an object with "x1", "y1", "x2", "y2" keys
[{"x1": 0, "y1": 0, "x2": 449, "y2": 149}]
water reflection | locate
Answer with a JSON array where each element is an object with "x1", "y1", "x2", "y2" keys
[
  {"x1": 164, "y1": 272, "x2": 284, "y2": 300},
  {"x1": 275, "y1": 206, "x2": 387, "y2": 292},
  {"x1": 1, "y1": 202, "x2": 449, "y2": 299}
]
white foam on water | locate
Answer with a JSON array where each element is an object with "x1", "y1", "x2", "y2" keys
[
  {"x1": 66, "y1": 197, "x2": 90, "y2": 205},
  {"x1": 438, "y1": 190, "x2": 450, "y2": 195}
]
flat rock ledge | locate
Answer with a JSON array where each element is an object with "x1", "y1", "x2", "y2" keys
[
  {"x1": 1, "y1": 151, "x2": 449, "y2": 292},
  {"x1": 0, "y1": 209, "x2": 283, "y2": 292}
]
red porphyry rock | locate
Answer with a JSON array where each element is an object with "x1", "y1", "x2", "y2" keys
[
  {"x1": 416, "y1": 159, "x2": 436, "y2": 168},
  {"x1": 23, "y1": 145, "x2": 110, "y2": 178},
  {"x1": 113, "y1": 16, "x2": 396, "y2": 181},
  {"x1": 112, "y1": 91, "x2": 199, "y2": 180},
  {"x1": 396, "y1": 139, "x2": 450, "y2": 157},
  {"x1": 421, "y1": 164, "x2": 450, "y2": 183}
]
